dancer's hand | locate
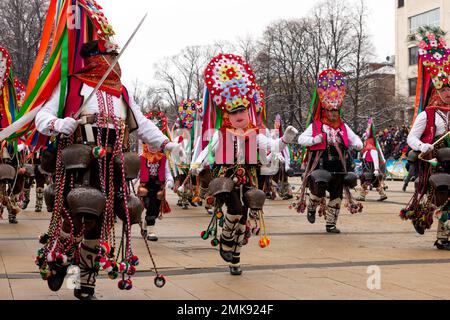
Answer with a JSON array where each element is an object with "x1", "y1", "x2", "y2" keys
[
  {"x1": 313, "y1": 134, "x2": 323, "y2": 145},
  {"x1": 166, "y1": 179, "x2": 174, "y2": 189},
  {"x1": 282, "y1": 126, "x2": 299, "y2": 144},
  {"x1": 165, "y1": 142, "x2": 186, "y2": 160},
  {"x1": 54, "y1": 117, "x2": 78, "y2": 136},
  {"x1": 419, "y1": 143, "x2": 433, "y2": 154},
  {"x1": 374, "y1": 169, "x2": 380, "y2": 177},
  {"x1": 190, "y1": 163, "x2": 202, "y2": 176}
]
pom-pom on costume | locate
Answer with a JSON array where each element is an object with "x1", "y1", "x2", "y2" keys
[
  {"x1": 138, "y1": 111, "x2": 174, "y2": 241},
  {"x1": 400, "y1": 27, "x2": 450, "y2": 250},
  {"x1": 293, "y1": 69, "x2": 363, "y2": 233},
  {"x1": 355, "y1": 117, "x2": 388, "y2": 202},
  {"x1": 191, "y1": 53, "x2": 298, "y2": 275}
]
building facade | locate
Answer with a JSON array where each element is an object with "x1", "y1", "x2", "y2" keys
[{"x1": 395, "y1": 0, "x2": 450, "y2": 122}]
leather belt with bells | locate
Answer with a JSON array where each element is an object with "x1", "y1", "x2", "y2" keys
[{"x1": 75, "y1": 118, "x2": 129, "y2": 152}]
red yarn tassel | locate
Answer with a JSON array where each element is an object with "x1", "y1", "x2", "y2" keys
[{"x1": 160, "y1": 199, "x2": 171, "y2": 214}]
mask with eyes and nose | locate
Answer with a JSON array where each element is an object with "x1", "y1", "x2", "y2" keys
[
  {"x1": 437, "y1": 86, "x2": 450, "y2": 104},
  {"x1": 228, "y1": 108, "x2": 250, "y2": 129}
]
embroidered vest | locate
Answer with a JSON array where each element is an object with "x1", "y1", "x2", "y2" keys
[
  {"x1": 64, "y1": 76, "x2": 138, "y2": 132},
  {"x1": 420, "y1": 109, "x2": 437, "y2": 144},
  {"x1": 308, "y1": 120, "x2": 349, "y2": 151},
  {"x1": 217, "y1": 128, "x2": 259, "y2": 165}
]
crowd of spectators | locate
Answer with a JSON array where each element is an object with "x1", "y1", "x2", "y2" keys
[{"x1": 376, "y1": 125, "x2": 409, "y2": 160}]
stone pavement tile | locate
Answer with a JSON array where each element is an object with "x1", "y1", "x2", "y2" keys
[
  {"x1": 171, "y1": 276, "x2": 248, "y2": 300},
  {"x1": 241, "y1": 270, "x2": 384, "y2": 300},
  {"x1": 2, "y1": 255, "x2": 36, "y2": 274},
  {"x1": 280, "y1": 267, "x2": 439, "y2": 300},
  {"x1": 214, "y1": 276, "x2": 295, "y2": 300},
  {"x1": 133, "y1": 277, "x2": 198, "y2": 300},
  {"x1": 8, "y1": 279, "x2": 60, "y2": 300},
  {"x1": 376, "y1": 265, "x2": 450, "y2": 299},
  {"x1": 0, "y1": 280, "x2": 13, "y2": 299},
  {"x1": 0, "y1": 240, "x2": 29, "y2": 256}
]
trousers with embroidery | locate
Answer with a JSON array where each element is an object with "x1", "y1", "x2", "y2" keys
[
  {"x1": 220, "y1": 187, "x2": 249, "y2": 266},
  {"x1": 308, "y1": 173, "x2": 344, "y2": 227}
]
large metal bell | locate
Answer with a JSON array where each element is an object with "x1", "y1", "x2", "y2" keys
[
  {"x1": 61, "y1": 144, "x2": 93, "y2": 170},
  {"x1": 0, "y1": 164, "x2": 16, "y2": 181},
  {"x1": 44, "y1": 184, "x2": 55, "y2": 212},
  {"x1": 310, "y1": 169, "x2": 332, "y2": 184},
  {"x1": 23, "y1": 164, "x2": 35, "y2": 177},
  {"x1": 114, "y1": 152, "x2": 141, "y2": 180},
  {"x1": 436, "y1": 148, "x2": 450, "y2": 163},
  {"x1": 67, "y1": 187, "x2": 106, "y2": 216},
  {"x1": 363, "y1": 172, "x2": 374, "y2": 181},
  {"x1": 116, "y1": 194, "x2": 144, "y2": 225},
  {"x1": 344, "y1": 172, "x2": 359, "y2": 188},
  {"x1": 244, "y1": 188, "x2": 266, "y2": 210},
  {"x1": 429, "y1": 173, "x2": 450, "y2": 189},
  {"x1": 40, "y1": 149, "x2": 57, "y2": 174},
  {"x1": 407, "y1": 150, "x2": 420, "y2": 162},
  {"x1": 208, "y1": 177, "x2": 234, "y2": 197}
]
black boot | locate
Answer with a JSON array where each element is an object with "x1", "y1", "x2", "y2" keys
[
  {"x1": 434, "y1": 239, "x2": 450, "y2": 250},
  {"x1": 326, "y1": 225, "x2": 341, "y2": 234},
  {"x1": 8, "y1": 213, "x2": 18, "y2": 224},
  {"x1": 74, "y1": 285, "x2": 96, "y2": 300},
  {"x1": 219, "y1": 237, "x2": 233, "y2": 263},
  {"x1": 74, "y1": 240, "x2": 99, "y2": 300},
  {"x1": 307, "y1": 210, "x2": 316, "y2": 224},
  {"x1": 229, "y1": 265, "x2": 242, "y2": 276}
]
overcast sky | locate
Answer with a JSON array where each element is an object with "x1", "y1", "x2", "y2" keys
[{"x1": 100, "y1": 0, "x2": 395, "y2": 86}]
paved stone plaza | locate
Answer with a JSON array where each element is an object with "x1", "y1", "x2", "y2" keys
[{"x1": 1, "y1": 179, "x2": 449, "y2": 300}]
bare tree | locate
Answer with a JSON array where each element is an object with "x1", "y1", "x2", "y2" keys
[{"x1": 0, "y1": 0, "x2": 49, "y2": 82}]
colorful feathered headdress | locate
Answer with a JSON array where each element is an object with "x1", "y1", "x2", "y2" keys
[
  {"x1": 0, "y1": 47, "x2": 19, "y2": 129},
  {"x1": 145, "y1": 111, "x2": 169, "y2": 134},
  {"x1": 0, "y1": 0, "x2": 116, "y2": 148},
  {"x1": 176, "y1": 99, "x2": 202, "y2": 130},
  {"x1": 201, "y1": 53, "x2": 259, "y2": 148},
  {"x1": 413, "y1": 26, "x2": 449, "y2": 122},
  {"x1": 254, "y1": 85, "x2": 266, "y2": 128},
  {"x1": 305, "y1": 69, "x2": 346, "y2": 127}
]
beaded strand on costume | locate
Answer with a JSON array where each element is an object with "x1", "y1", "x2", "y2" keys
[{"x1": 106, "y1": 93, "x2": 132, "y2": 261}]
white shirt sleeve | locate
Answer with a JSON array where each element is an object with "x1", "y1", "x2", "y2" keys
[
  {"x1": 192, "y1": 130, "x2": 220, "y2": 167},
  {"x1": 407, "y1": 111, "x2": 427, "y2": 151},
  {"x1": 165, "y1": 159, "x2": 173, "y2": 182},
  {"x1": 257, "y1": 133, "x2": 287, "y2": 155},
  {"x1": 35, "y1": 83, "x2": 63, "y2": 136},
  {"x1": 128, "y1": 95, "x2": 170, "y2": 150},
  {"x1": 298, "y1": 124, "x2": 315, "y2": 146},
  {"x1": 370, "y1": 150, "x2": 379, "y2": 170},
  {"x1": 346, "y1": 124, "x2": 363, "y2": 150}
]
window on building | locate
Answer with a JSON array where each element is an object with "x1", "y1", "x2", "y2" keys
[
  {"x1": 398, "y1": 0, "x2": 404, "y2": 8},
  {"x1": 409, "y1": 78, "x2": 418, "y2": 96},
  {"x1": 409, "y1": 8, "x2": 440, "y2": 34},
  {"x1": 409, "y1": 46, "x2": 419, "y2": 65}
]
